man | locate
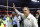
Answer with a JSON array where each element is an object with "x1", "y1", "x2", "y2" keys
[
  {"x1": 12, "y1": 12, "x2": 20, "y2": 27},
  {"x1": 9, "y1": 14, "x2": 13, "y2": 27},
  {"x1": 0, "y1": 16, "x2": 4, "y2": 27},
  {"x1": 13, "y1": 3, "x2": 38, "y2": 27},
  {"x1": 0, "y1": 19, "x2": 4, "y2": 27},
  {"x1": 37, "y1": 10, "x2": 40, "y2": 27},
  {"x1": 5, "y1": 14, "x2": 9, "y2": 27}
]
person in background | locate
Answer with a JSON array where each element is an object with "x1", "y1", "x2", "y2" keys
[
  {"x1": 9, "y1": 14, "x2": 13, "y2": 27},
  {"x1": 3, "y1": 14, "x2": 6, "y2": 20},
  {"x1": 19, "y1": 16, "x2": 24, "y2": 27},
  {"x1": 12, "y1": 12, "x2": 21, "y2": 27},
  {"x1": 0, "y1": 16, "x2": 4, "y2": 27},
  {"x1": 5, "y1": 14, "x2": 9, "y2": 27},
  {"x1": 3, "y1": 14, "x2": 8, "y2": 27},
  {"x1": 13, "y1": 3, "x2": 38, "y2": 27},
  {"x1": 37, "y1": 10, "x2": 40, "y2": 27}
]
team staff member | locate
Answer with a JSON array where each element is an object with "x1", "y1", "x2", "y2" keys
[
  {"x1": 37, "y1": 10, "x2": 40, "y2": 27},
  {"x1": 0, "y1": 17, "x2": 4, "y2": 27},
  {"x1": 13, "y1": 3, "x2": 38, "y2": 27},
  {"x1": 12, "y1": 12, "x2": 21, "y2": 27}
]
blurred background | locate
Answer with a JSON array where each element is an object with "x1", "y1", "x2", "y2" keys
[{"x1": 0, "y1": 0, "x2": 40, "y2": 16}]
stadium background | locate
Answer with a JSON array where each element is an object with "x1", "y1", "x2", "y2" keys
[{"x1": 0, "y1": 0, "x2": 40, "y2": 27}]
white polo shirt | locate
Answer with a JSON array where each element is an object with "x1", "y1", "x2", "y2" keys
[{"x1": 14, "y1": 9, "x2": 38, "y2": 27}]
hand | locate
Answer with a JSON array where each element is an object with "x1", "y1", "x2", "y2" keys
[{"x1": 13, "y1": 3, "x2": 16, "y2": 9}]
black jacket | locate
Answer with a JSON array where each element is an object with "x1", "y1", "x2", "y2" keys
[{"x1": 38, "y1": 15, "x2": 40, "y2": 27}]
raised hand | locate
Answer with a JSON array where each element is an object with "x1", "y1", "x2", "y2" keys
[{"x1": 13, "y1": 3, "x2": 16, "y2": 9}]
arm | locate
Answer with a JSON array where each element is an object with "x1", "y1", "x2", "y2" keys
[
  {"x1": 15, "y1": 9, "x2": 23, "y2": 16},
  {"x1": 32, "y1": 17, "x2": 38, "y2": 27},
  {"x1": 13, "y1": 3, "x2": 24, "y2": 16}
]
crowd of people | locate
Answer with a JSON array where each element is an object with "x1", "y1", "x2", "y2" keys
[{"x1": 0, "y1": 12, "x2": 24, "y2": 27}]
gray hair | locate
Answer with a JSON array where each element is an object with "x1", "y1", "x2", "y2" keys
[{"x1": 12, "y1": 12, "x2": 16, "y2": 15}]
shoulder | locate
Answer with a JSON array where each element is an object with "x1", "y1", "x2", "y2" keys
[{"x1": 28, "y1": 14, "x2": 37, "y2": 21}]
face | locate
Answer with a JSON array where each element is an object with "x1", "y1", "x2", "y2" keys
[
  {"x1": 37, "y1": 10, "x2": 40, "y2": 14},
  {"x1": 23, "y1": 7, "x2": 29, "y2": 16},
  {"x1": 10, "y1": 14, "x2": 12, "y2": 17}
]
